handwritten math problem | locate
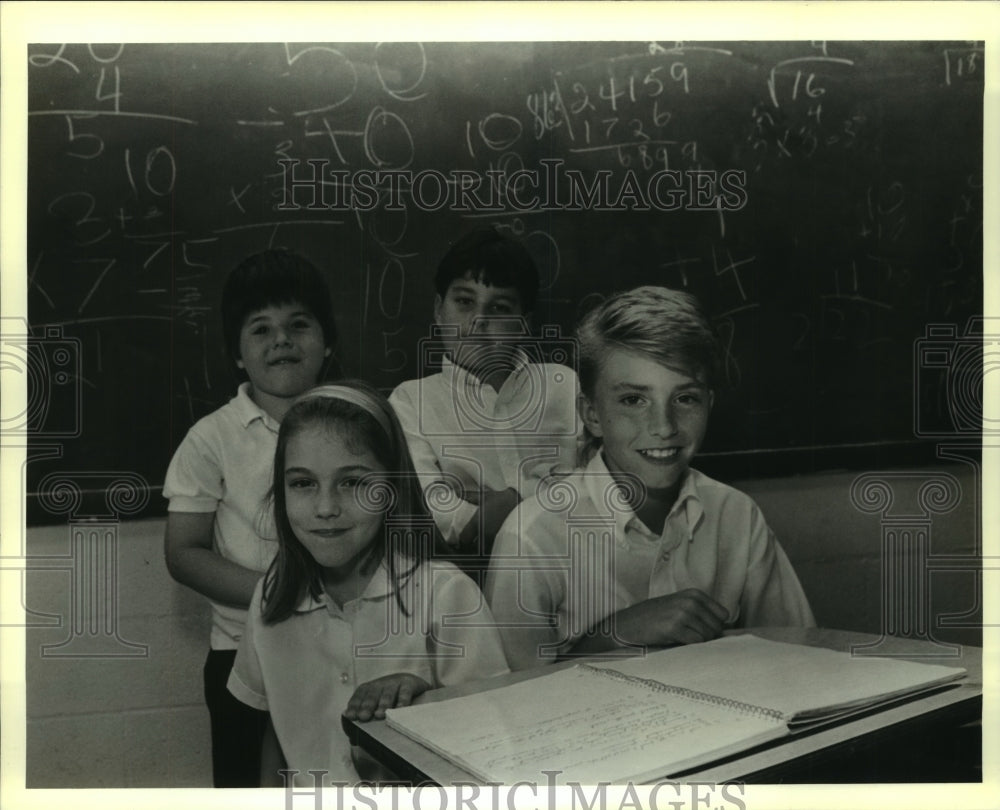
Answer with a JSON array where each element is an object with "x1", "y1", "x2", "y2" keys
[{"x1": 25, "y1": 40, "x2": 983, "y2": 504}]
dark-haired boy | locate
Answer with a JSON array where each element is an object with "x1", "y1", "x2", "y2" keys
[
  {"x1": 163, "y1": 249, "x2": 337, "y2": 786},
  {"x1": 389, "y1": 228, "x2": 581, "y2": 572}
]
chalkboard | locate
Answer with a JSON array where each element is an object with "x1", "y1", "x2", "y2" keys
[{"x1": 24, "y1": 41, "x2": 983, "y2": 523}]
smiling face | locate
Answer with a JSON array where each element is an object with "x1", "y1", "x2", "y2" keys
[
  {"x1": 236, "y1": 302, "x2": 330, "y2": 418},
  {"x1": 283, "y1": 423, "x2": 385, "y2": 577},
  {"x1": 434, "y1": 275, "x2": 527, "y2": 382},
  {"x1": 580, "y1": 347, "x2": 713, "y2": 498}
]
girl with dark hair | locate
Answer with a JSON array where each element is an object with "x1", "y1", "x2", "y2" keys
[{"x1": 227, "y1": 382, "x2": 509, "y2": 785}]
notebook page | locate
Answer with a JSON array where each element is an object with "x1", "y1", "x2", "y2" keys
[
  {"x1": 385, "y1": 663, "x2": 784, "y2": 784},
  {"x1": 594, "y1": 635, "x2": 967, "y2": 723}
]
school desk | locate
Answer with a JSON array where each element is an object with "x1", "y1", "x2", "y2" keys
[{"x1": 341, "y1": 627, "x2": 983, "y2": 784}]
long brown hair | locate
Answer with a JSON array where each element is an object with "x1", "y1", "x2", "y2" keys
[{"x1": 261, "y1": 380, "x2": 431, "y2": 624}]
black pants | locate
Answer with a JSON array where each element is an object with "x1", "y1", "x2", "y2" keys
[{"x1": 203, "y1": 649, "x2": 269, "y2": 787}]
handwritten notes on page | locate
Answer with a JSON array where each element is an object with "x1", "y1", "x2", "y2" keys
[
  {"x1": 385, "y1": 663, "x2": 785, "y2": 784},
  {"x1": 385, "y1": 634, "x2": 968, "y2": 784}
]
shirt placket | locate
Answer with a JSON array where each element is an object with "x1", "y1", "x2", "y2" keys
[
  {"x1": 324, "y1": 598, "x2": 356, "y2": 687},
  {"x1": 463, "y1": 377, "x2": 505, "y2": 489},
  {"x1": 650, "y1": 514, "x2": 689, "y2": 594},
  {"x1": 494, "y1": 375, "x2": 523, "y2": 490}
]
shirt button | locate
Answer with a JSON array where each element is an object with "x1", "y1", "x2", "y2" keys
[{"x1": 340, "y1": 672, "x2": 350, "y2": 684}]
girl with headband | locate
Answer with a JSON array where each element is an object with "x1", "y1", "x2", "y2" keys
[{"x1": 227, "y1": 381, "x2": 509, "y2": 785}]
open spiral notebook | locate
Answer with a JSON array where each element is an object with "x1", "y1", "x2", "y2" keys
[{"x1": 384, "y1": 634, "x2": 967, "y2": 784}]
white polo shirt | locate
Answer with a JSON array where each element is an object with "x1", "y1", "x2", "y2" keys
[
  {"x1": 485, "y1": 452, "x2": 816, "y2": 670},
  {"x1": 228, "y1": 559, "x2": 510, "y2": 785},
  {"x1": 389, "y1": 356, "x2": 581, "y2": 544},
  {"x1": 163, "y1": 382, "x2": 279, "y2": 649}
]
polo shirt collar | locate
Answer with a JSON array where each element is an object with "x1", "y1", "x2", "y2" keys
[
  {"x1": 582, "y1": 451, "x2": 704, "y2": 540},
  {"x1": 293, "y1": 558, "x2": 407, "y2": 613},
  {"x1": 232, "y1": 382, "x2": 281, "y2": 433}
]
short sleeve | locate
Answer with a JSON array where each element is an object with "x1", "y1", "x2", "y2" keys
[
  {"x1": 484, "y1": 506, "x2": 565, "y2": 670},
  {"x1": 227, "y1": 582, "x2": 269, "y2": 710},
  {"x1": 741, "y1": 506, "x2": 816, "y2": 628},
  {"x1": 163, "y1": 426, "x2": 222, "y2": 514},
  {"x1": 428, "y1": 564, "x2": 509, "y2": 686}
]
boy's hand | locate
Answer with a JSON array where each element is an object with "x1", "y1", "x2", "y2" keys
[
  {"x1": 624, "y1": 589, "x2": 730, "y2": 646},
  {"x1": 568, "y1": 588, "x2": 730, "y2": 657},
  {"x1": 457, "y1": 487, "x2": 521, "y2": 551},
  {"x1": 461, "y1": 485, "x2": 519, "y2": 509},
  {"x1": 344, "y1": 673, "x2": 432, "y2": 722}
]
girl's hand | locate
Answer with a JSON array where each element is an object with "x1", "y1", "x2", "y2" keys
[{"x1": 344, "y1": 673, "x2": 432, "y2": 722}]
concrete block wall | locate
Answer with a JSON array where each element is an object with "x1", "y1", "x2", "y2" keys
[
  {"x1": 21, "y1": 462, "x2": 981, "y2": 787},
  {"x1": 736, "y1": 462, "x2": 981, "y2": 647},
  {"x1": 24, "y1": 518, "x2": 211, "y2": 787}
]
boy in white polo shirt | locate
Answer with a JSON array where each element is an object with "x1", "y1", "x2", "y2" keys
[
  {"x1": 389, "y1": 227, "x2": 581, "y2": 580},
  {"x1": 486, "y1": 286, "x2": 814, "y2": 670}
]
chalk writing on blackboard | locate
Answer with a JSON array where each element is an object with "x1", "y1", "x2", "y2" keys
[
  {"x1": 24, "y1": 41, "x2": 984, "y2": 522},
  {"x1": 942, "y1": 47, "x2": 982, "y2": 87}
]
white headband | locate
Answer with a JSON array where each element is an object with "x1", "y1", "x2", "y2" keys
[{"x1": 298, "y1": 384, "x2": 393, "y2": 438}]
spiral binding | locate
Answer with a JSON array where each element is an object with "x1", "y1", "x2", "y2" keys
[{"x1": 578, "y1": 664, "x2": 786, "y2": 723}]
